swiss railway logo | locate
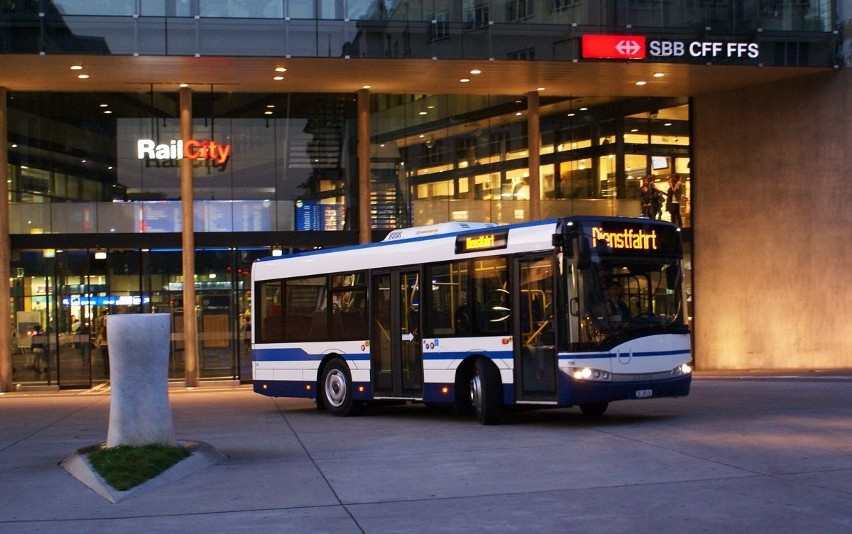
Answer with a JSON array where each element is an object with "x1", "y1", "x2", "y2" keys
[
  {"x1": 615, "y1": 39, "x2": 642, "y2": 56},
  {"x1": 582, "y1": 34, "x2": 647, "y2": 60}
]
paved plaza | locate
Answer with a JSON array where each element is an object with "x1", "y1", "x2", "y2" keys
[{"x1": 0, "y1": 373, "x2": 850, "y2": 533}]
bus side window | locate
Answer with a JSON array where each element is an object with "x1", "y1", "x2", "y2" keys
[{"x1": 259, "y1": 281, "x2": 282, "y2": 342}]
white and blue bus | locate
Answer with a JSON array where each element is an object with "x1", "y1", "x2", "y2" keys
[{"x1": 252, "y1": 216, "x2": 692, "y2": 424}]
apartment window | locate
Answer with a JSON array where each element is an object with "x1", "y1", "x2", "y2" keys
[
  {"x1": 429, "y1": 11, "x2": 450, "y2": 41},
  {"x1": 508, "y1": 48, "x2": 536, "y2": 60},
  {"x1": 506, "y1": 0, "x2": 534, "y2": 21},
  {"x1": 464, "y1": 4, "x2": 490, "y2": 29},
  {"x1": 553, "y1": 0, "x2": 582, "y2": 13}
]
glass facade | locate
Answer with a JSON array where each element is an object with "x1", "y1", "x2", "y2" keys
[
  {"x1": 2, "y1": 1, "x2": 837, "y2": 387},
  {"x1": 1, "y1": 1, "x2": 836, "y2": 66}
]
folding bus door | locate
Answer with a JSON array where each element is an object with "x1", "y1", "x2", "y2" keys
[
  {"x1": 514, "y1": 255, "x2": 558, "y2": 400},
  {"x1": 371, "y1": 269, "x2": 423, "y2": 398}
]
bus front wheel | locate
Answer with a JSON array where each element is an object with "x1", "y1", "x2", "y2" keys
[
  {"x1": 579, "y1": 402, "x2": 609, "y2": 417},
  {"x1": 321, "y1": 359, "x2": 359, "y2": 417},
  {"x1": 471, "y1": 358, "x2": 502, "y2": 425}
]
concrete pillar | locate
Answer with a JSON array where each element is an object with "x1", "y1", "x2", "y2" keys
[
  {"x1": 357, "y1": 89, "x2": 371, "y2": 244},
  {"x1": 527, "y1": 91, "x2": 541, "y2": 221},
  {"x1": 106, "y1": 314, "x2": 175, "y2": 447},
  {"x1": 179, "y1": 87, "x2": 198, "y2": 387},
  {"x1": 0, "y1": 87, "x2": 11, "y2": 392}
]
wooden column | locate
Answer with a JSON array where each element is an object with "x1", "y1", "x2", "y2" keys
[
  {"x1": 527, "y1": 91, "x2": 541, "y2": 221},
  {"x1": 179, "y1": 87, "x2": 198, "y2": 387},
  {"x1": 357, "y1": 89, "x2": 371, "y2": 244},
  {"x1": 0, "y1": 88, "x2": 11, "y2": 392}
]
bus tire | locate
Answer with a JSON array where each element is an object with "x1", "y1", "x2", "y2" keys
[
  {"x1": 471, "y1": 358, "x2": 502, "y2": 425},
  {"x1": 579, "y1": 402, "x2": 609, "y2": 417},
  {"x1": 321, "y1": 359, "x2": 359, "y2": 417}
]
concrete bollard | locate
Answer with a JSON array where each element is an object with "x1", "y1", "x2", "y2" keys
[{"x1": 106, "y1": 314, "x2": 175, "y2": 447}]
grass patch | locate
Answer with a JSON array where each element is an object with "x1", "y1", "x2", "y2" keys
[{"x1": 88, "y1": 444, "x2": 191, "y2": 491}]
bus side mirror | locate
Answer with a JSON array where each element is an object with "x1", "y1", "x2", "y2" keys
[{"x1": 576, "y1": 237, "x2": 590, "y2": 269}]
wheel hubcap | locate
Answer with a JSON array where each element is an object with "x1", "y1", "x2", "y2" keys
[
  {"x1": 325, "y1": 369, "x2": 347, "y2": 407},
  {"x1": 470, "y1": 373, "x2": 482, "y2": 414}
]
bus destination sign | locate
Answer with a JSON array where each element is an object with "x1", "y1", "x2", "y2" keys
[
  {"x1": 591, "y1": 226, "x2": 658, "y2": 251},
  {"x1": 455, "y1": 230, "x2": 509, "y2": 254}
]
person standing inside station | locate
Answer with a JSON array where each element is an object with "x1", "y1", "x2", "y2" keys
[{"x1": 667, "y1": 174, "x2": 683, "y2": 226}]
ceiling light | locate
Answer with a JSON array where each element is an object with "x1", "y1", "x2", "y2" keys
[
  {"x1": 99, "y1": 103, "x2": 108, "y2": 107},
  {"x1": 635, "y1": 80, "x2": 647, "y2": 86},
  {"x1": 419, "y1": 111, "x2": 427, "y2": 115},
  {"x1": 273, "y1": 76, "x2": 284, "y2": 81},
  {"x1": 179, "y1": 83, "x2": 188, "y2": 88},
  {"x1": 78, "y1": 74, "x2": 90, "y2": 79},
  {"x1": 460, "y1": 78, "x2": 470, "y2": 83},
  {"x1": 362, "y1": 85, "x2": 371, "y2": 89},
  {"x1": 653, "y1": 72, "x2": 665, "y2": 78},
  {"x1": 275, "y1": 67, "x2": 287, "y2": 72},
  {"x1": 537, "y1": 87, "x2": 545, "y2": 91},
  {"x1": 470, "y1": 69, "x2": 481, "y2": 75},
  {"x1": 104, "y1": 110, "x2": 112, "y2": 114},
  {"x1": 70, "y1": 65, "x2": 83, "y2": 70}
]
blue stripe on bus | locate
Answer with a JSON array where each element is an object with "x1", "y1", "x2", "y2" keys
[
  {"x1": 254, "y1": 347, "x2": 370, "y2": 362},
  {"x1": 255, "y1": 347, "x2": 689, "y2": 364}
]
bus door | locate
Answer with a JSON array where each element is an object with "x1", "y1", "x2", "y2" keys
[
  {"x1": 514, "y1": 255, "x2": 558, "y2": 400},
  {"x1": 370, "y1": 270, "x2": 423, "y2": 398}
]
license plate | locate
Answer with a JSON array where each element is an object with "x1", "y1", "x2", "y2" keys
[{"x1": 635, "y1": 389, "x2": 653, "y2": 398}]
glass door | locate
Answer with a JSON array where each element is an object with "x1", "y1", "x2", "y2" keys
[
  {"x1": 514, "y1": 255, "x2": 558, "y2": 400},
  {"x1": 370, "y1": 269, "x2": 423, "y2": 397}
]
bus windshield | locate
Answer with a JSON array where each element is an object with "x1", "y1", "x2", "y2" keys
[{"x1": 567, "y1": 219, "x2": 687, "y2": 347}]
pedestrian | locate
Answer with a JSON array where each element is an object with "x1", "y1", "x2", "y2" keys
[{"x1": 667, "y1": 174, "x2": 683, "y2": 226}]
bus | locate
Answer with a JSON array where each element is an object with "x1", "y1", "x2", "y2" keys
[{"x1": 251, "y1": 217, "x2": 692, "y2": 424}]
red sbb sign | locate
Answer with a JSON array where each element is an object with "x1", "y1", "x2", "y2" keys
[{"x1": 582, "y1": 35, "x2": 646, "y2": 60}]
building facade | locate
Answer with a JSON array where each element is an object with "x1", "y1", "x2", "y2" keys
[{"x1": 0, "y1": 1, "x2": 849, "y2": 390}]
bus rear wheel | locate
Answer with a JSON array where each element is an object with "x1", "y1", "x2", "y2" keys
[
  {"x1": 321, "y1": 359, "x2": 359, "y2": 417},
  {"x1": 471, "y1": 358, "x2": 502, "y2": 425}
]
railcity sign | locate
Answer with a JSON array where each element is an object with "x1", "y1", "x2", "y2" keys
[{"x1": 137, "y1": 139, "x2": 232, "y2": 165}]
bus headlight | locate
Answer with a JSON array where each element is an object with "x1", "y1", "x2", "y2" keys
[
  {"x1": 570, "y1": 367, "x2": 611, "y2": 381},
  {"x1": 671, "y1": 363, "x2": 692, "y2": 376}
]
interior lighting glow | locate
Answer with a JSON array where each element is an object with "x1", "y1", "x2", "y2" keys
[
  {"x1": 70, "y1": 65, "x2": 83, "y2": 70},
  {"x1": 635, "y1": 80, "x2": 647, "y2": 86},
  {"x1": 470, "y1": 69, "x2": 481, "y2": 75},
  {"x1": 653, "y1": 72, "x2": 665, "y2": 78},
  {"x1": 273, "y1": 76, "x2": 284, "y2": 81},
  {"x1": 78, "y1": 74, "x2": 90, "y2": 79},
  {"x1": 275, "y1": 67, "x2": 287, "y2": 72}
]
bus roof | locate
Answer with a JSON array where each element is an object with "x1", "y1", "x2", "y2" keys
[
  {"x1": 382, "y1": 222, "x2": 496, "y2": 242},
  {"x1": 252, "y1": 216, "x2": 681, "y2": 278}
]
